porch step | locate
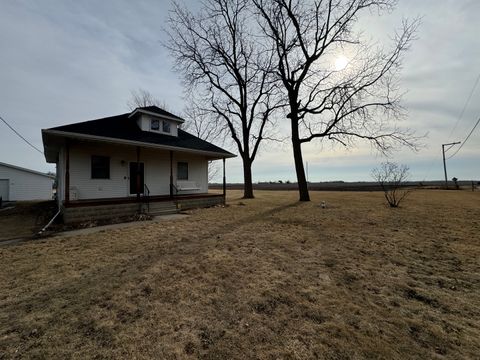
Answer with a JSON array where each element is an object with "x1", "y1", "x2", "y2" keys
[{"x1": 144, "y1": 201, "x2": 178, "y2": 216}]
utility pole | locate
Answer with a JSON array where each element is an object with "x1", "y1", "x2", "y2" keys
[{"x1": 442, "y1": 142, "x2": 461, "y2": 189}]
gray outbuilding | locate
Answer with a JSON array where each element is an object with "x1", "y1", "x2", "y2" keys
[{"x1": 0, "y1": 162, "x2": 54, "y2": 201}]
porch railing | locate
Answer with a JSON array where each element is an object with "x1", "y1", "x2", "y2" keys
[
  {"x1": 170, "y1": 183, "x2": 178, "y2": 196},
  {"x1": 143, "y1": 184, "x2": 150, "y2": 213}
]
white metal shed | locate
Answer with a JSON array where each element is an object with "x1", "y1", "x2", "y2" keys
[{"x1": 0, "y1": 162, "x2": 54, "y2": 201}]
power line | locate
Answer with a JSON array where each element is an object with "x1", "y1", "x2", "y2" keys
[
  {"x1": 447, "y1": 116, "x2": 480, "y2": 159},
  {"x1": 421, "y1": 74, "x2": 480, "y2": 181},
  {"x1": 448, "y1": 73, "x2": 480, "y2": 140},
  {"x1": 0, "y1": 115, "x2": 44, "y2": 155}
]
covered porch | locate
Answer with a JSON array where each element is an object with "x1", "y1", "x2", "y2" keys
[
  {"x1": 47, "y1": 135, "x2": 231, "y2": 205},
  {"x1": 62, "y1": 141, "x2": 228, "y2": 206},
  {"x1": 57, "y1": 140, "x2": 229, "y2": 223}
]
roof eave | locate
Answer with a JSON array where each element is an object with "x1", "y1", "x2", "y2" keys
[{"x1": 42, "y1": 129, "x2": 236, "y2": 159}]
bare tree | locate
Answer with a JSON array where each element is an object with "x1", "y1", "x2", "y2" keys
[
  {"x1": 127, "y1": 89, "x2": 168, "y2": 111},
  {"x1": 166, "y1": 0, "x2": 281, "y2": 199},
  {"x1": 372, "y1": 161, "x2": 411, "y2": 207},
  {"x1": 253, "y1": 0, "x2": 421, "y2": 201},
  {"x1": 182, "y1": 98, "x2": 226, "y2": 182},
  {"x1": 181, "y1": 97, "x2": 226, "y2": 144}
]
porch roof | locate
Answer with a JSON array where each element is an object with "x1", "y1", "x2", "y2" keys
[{"x1": 42, "y1": 110, "x2": 236, "y2": 162}]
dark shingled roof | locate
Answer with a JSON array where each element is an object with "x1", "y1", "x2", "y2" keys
[{"x1": 46, "y1": 112, "x2": 235, "y2": 157}]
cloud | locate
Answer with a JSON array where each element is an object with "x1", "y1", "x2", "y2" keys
[{"x1": 0, "y1": 0, "x2": 478, "y2": 181}]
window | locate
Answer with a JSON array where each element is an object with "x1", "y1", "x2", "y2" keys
[
  {"x1": 151, "y1": 119, "x2": 160, "y2": 130},
  {"x1": 91, "y1": 156, "x2": 110, "y2": 179},
  {"x1": 162, "y1": 120, "x2": 171, "y2": 133},
  {"x1": 177, "y1": 162, "x2": 188, "y2": 180}
]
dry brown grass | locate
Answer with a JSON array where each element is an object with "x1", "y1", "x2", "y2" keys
[
  {"x1": 0, "y1": 201, "x2": 56, "y2": 241},
  {"x1": 1, "y1": 190, "x2": 479, "y2": 359}
]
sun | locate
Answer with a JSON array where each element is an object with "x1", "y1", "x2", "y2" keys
[{"x1": 334, "y1": 55, "x2": 349, "y2": 71}]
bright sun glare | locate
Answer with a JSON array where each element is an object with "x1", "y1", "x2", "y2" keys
[{"x1": 334, "y1": 55, "x2": 349, "y2": 71}]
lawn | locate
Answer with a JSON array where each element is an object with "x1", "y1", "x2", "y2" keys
[
  {"x1": 0, "y1": 201, "x2": 56, "y2": 241},
  {"x1": 1, "y1": 190, "x2": 479, "y2": 359}
]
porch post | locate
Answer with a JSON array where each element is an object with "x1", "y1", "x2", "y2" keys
[
  {"x1": 222, "y1": 157, "x2": 226, "y2": 204},
  {"x1": 169, "y1": 150, "x2": 173, "y2": 198},
  {"x1": 65, "y1": 140, "x2": 70, "y2": 205},
  {"x1": 136, "y1": 146, "x2": 141, "y2": 201}
]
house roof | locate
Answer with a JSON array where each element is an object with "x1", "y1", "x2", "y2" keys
[
  {"x1": 0, "y1": 161, "x2": 55, "y2": 179},
  {"x1": 42, "y1": 109, "x2": 235, "y2": 160},
  {"x1": 128, "y1": 106, "x2": 185, "y2": 123}
]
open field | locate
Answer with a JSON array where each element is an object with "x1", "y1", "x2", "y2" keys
[
  {"x1": 210, "y1": 180, "x2": 479, "y2": 192},
  {"x1": 1, "y1": 190, "x2": 479, "y2": 359}
]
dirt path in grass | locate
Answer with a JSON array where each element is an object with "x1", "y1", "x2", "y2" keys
[{"x1": 0, "y1": 190, "x2": 479, "y2": 359}]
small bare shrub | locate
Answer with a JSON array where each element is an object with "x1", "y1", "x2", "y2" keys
[
  {"x1": 452, "y1": 177, "x2": 459, "y2": 190},
  {"x1": 372, "y1": 162, "x2": 411, "y2": 207}
]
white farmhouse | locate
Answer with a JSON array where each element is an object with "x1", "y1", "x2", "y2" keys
[
  {"x1": 42, "y1": 106, "x2": 235, "y2": 223},
  {"x1": 0, "y1": 162, "x2": 54, "y2": 201}
]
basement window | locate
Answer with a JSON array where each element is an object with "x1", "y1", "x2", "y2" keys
[
  {"x1": 177, "y1": 162, "x2": 188, "y2": 180},
  {"x1": 91, "y1": 156, "x2": 110, "y2": 179}
]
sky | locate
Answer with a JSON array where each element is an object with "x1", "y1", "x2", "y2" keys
[{"x1": 0, "y1": 0, "x2": 479, "y2": 183}]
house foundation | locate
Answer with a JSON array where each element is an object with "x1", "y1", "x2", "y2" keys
[{"x1": 62, "y1": 194, "x2": 224, "y2": 224}]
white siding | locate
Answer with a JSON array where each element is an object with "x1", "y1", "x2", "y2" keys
[
  {"x1": 64, "y1": 142, "x2": 208, "y2": 200},
  {"x1": 173, "y1": 153, "x2": 208, "y2": 193},
  {"x1": 69, "y1": 143, "x2": 135, "y2": 199},
  {"x1": 142, "y1": 147, "x2": 171, "y2": 195},
  {"x1": 0, "y1": 165, "x2": 53, "y2": 201},
  {"x1": 137, "y1": 116, "x2": 149, "y2": 131}
]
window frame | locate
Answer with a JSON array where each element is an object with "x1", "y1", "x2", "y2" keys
[
  {"x1": 150, "y1": 118, "x2": 160, "y2": 131},
  {"x1": 177, "y1": 162, "x2": 188, "y2": 180},
  {"x1": 91, "y1": 155, "x2": 110, "y2": 179},
  {"x1": 162, "y1": 120, "x2": 171, "y2": 133}
]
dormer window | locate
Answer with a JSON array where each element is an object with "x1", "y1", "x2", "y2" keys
[
  {"x1": 130, "y1": 108, "x2": 184, "y2": 137},
  {"x1": 162, "y1": 120, "x2": 171, "y2": 133},
  {"x1": 150, "y1": 118, "x2": 171, "y2": 134},
  {"x1": 151, "y1": 119, "x2": 160, "y2": 131}
]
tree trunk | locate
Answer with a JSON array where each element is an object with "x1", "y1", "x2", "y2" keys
[
  {"x1": 291, "y1": 117, "x2": 310, "y2": 201},
  {"x1": 242, "y1": 157, "x2": 254, "y2": 199}
]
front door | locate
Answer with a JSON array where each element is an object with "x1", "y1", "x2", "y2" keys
[{"x1": 129, "y1": 162, "x2": 144, "y2": 195}]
